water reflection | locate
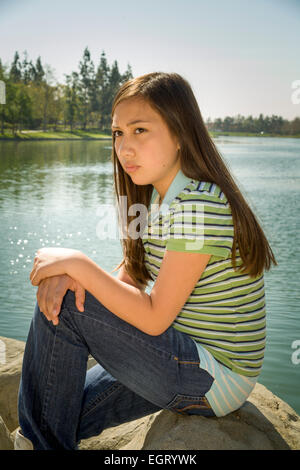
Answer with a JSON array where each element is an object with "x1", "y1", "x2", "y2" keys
[{"x1": 0, "y1": 140, "x2": 113, "y2": 207}]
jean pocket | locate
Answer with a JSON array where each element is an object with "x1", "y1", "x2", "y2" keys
[{"x1": 165, "y1": 393, "x2": 216, "y2": 417}]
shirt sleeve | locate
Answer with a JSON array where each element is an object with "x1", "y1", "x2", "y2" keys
[{"x1": 165, "y1": 190, "x2": 234, "y2": 259}]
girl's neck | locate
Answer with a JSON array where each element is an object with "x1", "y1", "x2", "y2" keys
[
  {"x1": 153, "y1": 164, "x2": 181, "y2": 205},
  {"x1": 153, "y1": 192, "x2": 162, "y2": 207}
]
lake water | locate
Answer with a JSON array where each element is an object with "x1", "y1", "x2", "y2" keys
[{"x1": 0, "y1": 136, "x2": 299, "y2": 415}]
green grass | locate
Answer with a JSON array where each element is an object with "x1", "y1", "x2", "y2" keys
[{"x1": 0, "y1": 129, "x2": 112, "y2": 140}]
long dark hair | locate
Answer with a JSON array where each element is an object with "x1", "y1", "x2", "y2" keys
[{"x1": 110, "y1": 72, "x2": 277, "y2": 288}]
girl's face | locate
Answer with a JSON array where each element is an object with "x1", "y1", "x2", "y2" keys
[{"x1": 112, "y1": 97, "x2": 181, "y2": 199}]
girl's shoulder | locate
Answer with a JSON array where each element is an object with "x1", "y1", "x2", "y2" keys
[{"x1": 180, "y1": 180, "x2": 229, "y2": 205}]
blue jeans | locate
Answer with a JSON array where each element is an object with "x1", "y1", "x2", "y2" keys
[{"x1": 18, "y1": 289, "x2": 216, "y2": 450}]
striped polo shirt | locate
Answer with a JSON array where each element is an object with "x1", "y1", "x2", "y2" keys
[{"x1": 142, "y1": 168, "x2": 266, "y2": 378}]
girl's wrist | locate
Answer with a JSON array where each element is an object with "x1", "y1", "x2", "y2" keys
[{"x1": 65, "y1": 250, "x2": 87, "y2": 278}]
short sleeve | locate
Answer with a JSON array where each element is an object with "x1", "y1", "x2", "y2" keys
[{"x1": 165, "y1": 190, "x2": 234, "y2": 259}]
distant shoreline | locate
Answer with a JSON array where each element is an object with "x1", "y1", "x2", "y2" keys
[
  {"x1": 0, "y1": 130, "x2": 112, "y2": 141},
  {"x1": 212, "y1": 131, "x2": 300, "y2": 138},
  {"x1": 0, "y1": 130, "x2": 299, "y2": 141}
]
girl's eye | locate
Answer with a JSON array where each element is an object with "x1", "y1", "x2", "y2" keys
[
  {"x1": 135, "y1": 127, "x2": 145, "y2": 134},
  {"x1": 113, "y1": 128, "x2": 146, "y2": 138},
  {"x1": 113, "y1": 130, "x2": 122, "y2": 138}
]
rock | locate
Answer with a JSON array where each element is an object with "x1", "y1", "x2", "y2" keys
[
  {"x1": 0, "y1": 415, "x2": 14, "y2": 450},
  {"x1": 0, "y1": 336, "x2": 25, "y2": 432},
  {"x1": 79, "y1": 383, "x2": 300, "y2": 450},
  {"x1": 0, "y1": 335, "x2": 299, "y2": 450},
  {"x1": 0, "y1": 335, "x2": 96, "y2": 433}
]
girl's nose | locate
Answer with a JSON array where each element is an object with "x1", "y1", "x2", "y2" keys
[{"x1": 117, "y1": 136, "x2": 135, "y2": 158}]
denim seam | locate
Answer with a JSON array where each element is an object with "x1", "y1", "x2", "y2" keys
[
  {"x1": 40, "y1": 325, "x2": 59, "y2": 435},
  {"x1": 175, "y1": 395, "x2": 209, "y2": 402},
  {"x1": 81, "y1": 382, "x2": 124, "y2": 419},
  {"x1": 174, "y1": 357, "x2": 200, "y2": 365},
  {"x1": 167, "y1": 394, "x2": 212, "y2": 409}
]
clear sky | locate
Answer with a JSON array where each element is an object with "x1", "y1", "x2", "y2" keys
[{"x1": 1, "y1": 0, "x2": 299, "y2": 120}]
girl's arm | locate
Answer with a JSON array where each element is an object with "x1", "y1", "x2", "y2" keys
[
  {"x1": 65, "y1": 253, "x2": 154, "y2": 332},
  {"x1": 66, "y1": 250, "x2": 210, "y2": 336},
  {"x1": 30, "y1": 248, "x2": 210, "y2": 335}
]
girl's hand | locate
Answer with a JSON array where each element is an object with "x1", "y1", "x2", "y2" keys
[
  {"x1": 30, "y1": 247, "x2": 81, "y2": 286},
  {"x1": 36, "y1": 274, "x2": 85, "y2": 326}
]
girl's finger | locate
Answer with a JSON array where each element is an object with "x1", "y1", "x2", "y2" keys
[
  {"x1": 51, "y1": 304, "x2": 61, "y2": 326},
  {"x1": 29, "y1": 268, "x2": 34, "y2": 282},
  {"x1": 50, "y1": 302, "x2": 61, "y2": 323},
  {"x1": 46, "y1": 280, "x2": 68, "y2": 325},
  {"x1": 31, "y1": 273, "x2": 40, "y2": 286},
  {"x1": 37, "y1": 283, "x2": 51, "y2": 321},
  {"x1": 30, "y1": 267, "x2": 38, "y2": 284},
  {"x1": 75, "y1": 284, "x2": 85, "y2": 312}
]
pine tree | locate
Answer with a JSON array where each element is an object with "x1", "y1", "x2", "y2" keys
[
  {"x1": 21, "y1": 51, "x2": 32, "y2": 84},
  {"x1": 95, "y1": 51, "x2": 111, "y2": 130},
  {"x1": 33, "y1": 56, "x2": 45, "y2": 84},
  {"x1": 100, "y1": 60, "x2": 122, "y2": 129},
  {"x1": 65, "y1": 72, "x2": 79, "y2": 131},
  {"x1": 17, "y1": 84, "x2": 32, "y2": 131},
  {"x1": 121, "y1": 63, "x2": 133, "y2": 84},
  {"x1": 9, "y1": 51, "x2": 22, "y2": 83},
  {"x1": 78, "y1": 47, "x2": 95, "y2": 129}
]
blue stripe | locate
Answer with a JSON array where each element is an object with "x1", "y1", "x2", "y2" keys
[{"x1": 194, "y1": 341, "x2": 258, "y2": 417}]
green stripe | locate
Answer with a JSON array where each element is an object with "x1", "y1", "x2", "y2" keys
[
  {"x1": 178, "y1": 309, "x2": 265, "y2": 321},
  {"x1": 166, "y1": 240, "x2": 230, "y2": 257},
  {"x1": 172, "y1": 323, "x2": 266, "y2": 345}
]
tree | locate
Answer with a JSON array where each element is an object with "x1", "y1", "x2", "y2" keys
[
  {"x1": 121, "y1": 63, "x2": 133, "y2": 84},
  {"x1": 21, "y1": 50, "x2": 35, "y2": 84},
  {"x1": 64, "y1": 72, "x2": 80, "y2": 131},
  {"x1": 9, "y1": 51, "x2": 22, "y2": 83},
  {"x1": 4, "y1": 81, "x2": 32, "y2": 134},
  {"x1": 33, "y1": 56, "x2": 45, "y2": 84},
  {"x1": 244, "y1": 115, "x2": 255, "y2": 133},
  {"x1": 291, "y1": 117, "x2": 300, "y2": 135},
  {"x1": 0, "y1": 49, "x2": 134, "y2": 134},
  {"x1": 100, "y1": 60, "x2": 122, "y2": 129},
  {"x1": 48, "y1": 83, "x2": 65, "y2": 131},
  {"x1": 40, "y1": 65, "x2": 56, "y2": 131},
  {"x1": 95, "y1": 51, "x2": 110, "y2": 130},
  {"x1": 16, "y1": 83, "x2": 32, "y2": 131},
  {"x1": 223, "y1": 116, "x2": 234, "y2": 131},
  {"x1": 78, "y1": 47, "x2": 95, "y2": 129}
]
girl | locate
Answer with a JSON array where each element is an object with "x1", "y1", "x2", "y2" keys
[{"x1": 16, "y1": 72, "x2": 277, "y2": 450}]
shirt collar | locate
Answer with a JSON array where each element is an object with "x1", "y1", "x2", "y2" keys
[{"x1": 149, "y1": 168, "x2": 193, "y2": 215}]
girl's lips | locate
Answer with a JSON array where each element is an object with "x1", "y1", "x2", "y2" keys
[{"x1": 125, "y1": 166, "x2": 140, "y2": 173}]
